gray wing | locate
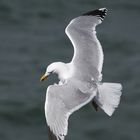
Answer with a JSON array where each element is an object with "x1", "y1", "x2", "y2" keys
[
  {"x1": 65, "y1": 8, "x2": 107, "y2": 82},
  {"x1": 45, "y1": 81, "x2": 96, "y2": 140}
]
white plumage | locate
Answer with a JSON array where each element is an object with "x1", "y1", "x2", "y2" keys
[{"x1": 41, "y1": 8, "x2": 122, "y2": 140}]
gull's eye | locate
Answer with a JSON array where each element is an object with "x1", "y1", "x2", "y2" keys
[
  {"x1": 52, "y1": 70, "x2": 56, "y2": 74},
  {"x1": 48, "y1": 71, "x2": 53, "y2": 75}
]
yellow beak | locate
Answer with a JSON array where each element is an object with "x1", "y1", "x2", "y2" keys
[{"x1": 40, "y1": 74, "x2": 47, "y2": 81}]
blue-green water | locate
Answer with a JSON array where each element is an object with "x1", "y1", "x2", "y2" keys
[{"x1": 0, "y1": 0, "x2": 140, "y2": 140}]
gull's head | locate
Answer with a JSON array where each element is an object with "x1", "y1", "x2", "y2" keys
[{"x1": 40, "y1": 62, "x2": 67, "y2": 81}]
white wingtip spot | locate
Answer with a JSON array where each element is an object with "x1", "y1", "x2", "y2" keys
[{"x1": 99, "y1": 8, "x2": 107, "y2": 11}]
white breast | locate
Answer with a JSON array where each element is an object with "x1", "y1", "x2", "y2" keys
[{"x1": 57, "y1": 63, "x2": 74, "y2": 83}]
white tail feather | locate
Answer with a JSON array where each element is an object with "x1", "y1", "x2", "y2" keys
[{"x1": 95, "y1": 83, "x2": 122, "y2": 116}]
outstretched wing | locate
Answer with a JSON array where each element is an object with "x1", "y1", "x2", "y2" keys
[
  {"x1": 45, "y1": 82, "x2": 96, "y2": 140},
  {"x1": 65, "y1": 8, "x2": 107, "y2": 82}
]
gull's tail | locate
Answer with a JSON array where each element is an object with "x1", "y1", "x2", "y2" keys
[{"x1": 92, "y1": 83, "x2": 122, "y2": 116}]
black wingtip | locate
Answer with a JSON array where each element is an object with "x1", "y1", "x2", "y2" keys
[
  {"x1": 82, "y1": 8, "x2": 107, "y2": 20},
  {"x1": 48, "y1": 126, "x2": 58, "y2": 140},
  {"x1": 47, "y1": 126, "x2": 65, "y2": 140}
]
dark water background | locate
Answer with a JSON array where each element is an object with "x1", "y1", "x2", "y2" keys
[{"x1": 0, "y1": 0, "x2": 140, "y2": 140}]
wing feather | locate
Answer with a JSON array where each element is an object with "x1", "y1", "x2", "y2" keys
[
  {"x1": 65, "y1": 8, "x2": 107, "y2": 82},
  {"x1": 45, "y1": 82, "x2": 96, "y2": 140}
]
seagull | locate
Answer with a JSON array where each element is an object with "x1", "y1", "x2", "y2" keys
[{"x1": 40, "y1": 8, "x2": 122, "y2": 140}]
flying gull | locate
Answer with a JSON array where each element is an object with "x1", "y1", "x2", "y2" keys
[{"x1": 40, "y1": 8, "x2": 122, "y2": 140}]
